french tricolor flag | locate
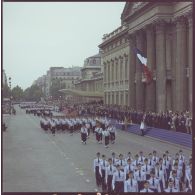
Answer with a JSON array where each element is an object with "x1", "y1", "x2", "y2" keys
[{"x1": 133, "y1": 48, "x2": 153, "y2": 84}]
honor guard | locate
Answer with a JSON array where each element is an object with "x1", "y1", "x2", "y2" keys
[
  {"x1": 81, "y1": 123, "x2": 88, "y2": 144},
  {"x1": 112, "y1": 164, "x2": 125, "y2": 193},
  {"x1": 138, "y1": 151, "x2": 145, "y2": 165},
  {"x1": 99, "y1": 155, "x2": 108, "y2": 191},
  {"x1": 117, "y1": 154, "x2": 126, "y2": 172},
  {"x1": 164, "y1": 178, "x2": 179, "y2": 192},
  {"x1": 141, "y1": 158, "x2": 152, "y2": 180},
  {"x1": 105, "y1": 158, "x2": 116, "y2": 192},
  {"x1": 108, "y1": 124, "x2": 116, "y2": 144},
  {"x1": 140, "y1": 180, "x2": 154, "y2": 192},
  {"x1": 102, "y1": 127, "x2": 110, "y2": 148},
  {"x1": 111, "y1": 152, "x2": 118, "y2": 167},
  {"x1": 155, "y1": 162, "x2": 166, "y2": 191},
  {"x1": 148, "y1": 171, "x2": 161, "y2": 192},
  {"x1": 169, "y1": 170, "x2": 180, "y2": 192},
  {"x1": 124, "y1": 159, "x2": 134, "y2": 180},
  {"x1": 124, "y1": 171, "x2": 138, "y2": 192},
  {"x1": 93, "y1": 152, "x2": 102, "y2": 187},
  {"x1": 134, "y1": 163, "x2": 146, "y2": 192}
]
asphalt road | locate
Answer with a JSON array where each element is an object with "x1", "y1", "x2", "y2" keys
[{"x1": 3, "y1": 105, "x2": 192, "y2": 192}]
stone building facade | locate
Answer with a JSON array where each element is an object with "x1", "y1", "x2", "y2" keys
[
  {"x1": 33, "y1": 66, "x2": 81, "y2": 97},
  {"x1": 99, "y1": 2, "x2": 193, "y2": 113},
  {"x1": 74, "y1": 53, "x2": 103, "y2": 103}
]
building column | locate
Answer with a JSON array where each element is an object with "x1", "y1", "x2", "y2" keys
[
  {"x1": 155, "y1": 21, "x2": 166, "y2": 112},
  {"x1": 175, "y1": 16, "x2": 188, "y2": 112},
  {"x1": 188, "y1": 14, "x2": 192, "y2": 115},
  {"x1": 145, "y1": 24, "x2": 156, "y2": 111},
  {"x1": 135, "y1": 30, "x2": 144, "y2": 111},
  {"x1": 128, "y1": 35, "x2": 136, "y2": 109}
]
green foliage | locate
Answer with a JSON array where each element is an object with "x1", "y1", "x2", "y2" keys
[
  {"x1": 23, "y1": 84, "x2": 43, "y2": 102},
  {"x1": 11, "y1": 85, "x2": 24, "y2": 101}
]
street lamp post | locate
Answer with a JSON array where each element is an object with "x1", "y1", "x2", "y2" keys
[{"x1": 8, "y1": 77, "x2": 12, "y2": 114}]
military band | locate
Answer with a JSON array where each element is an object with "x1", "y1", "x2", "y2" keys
[{"x1": 93, "y1": 150, "x2": 192, "y2": 193}]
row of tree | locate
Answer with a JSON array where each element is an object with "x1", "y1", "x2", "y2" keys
[{"x1": 3, "y1": 84, "x2": 44, "y2": 102}]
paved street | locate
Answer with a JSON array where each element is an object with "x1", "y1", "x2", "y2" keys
[{"x1": 3, "y1": 105, "x2": 192, "y2": 192}]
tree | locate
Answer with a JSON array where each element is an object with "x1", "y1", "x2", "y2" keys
[
  {"x1": 11, "y1": 85, "x2": 24, "y2": 101},
  {"x1": 23, "y1": 84, "x2": 43, "y2": 102}
]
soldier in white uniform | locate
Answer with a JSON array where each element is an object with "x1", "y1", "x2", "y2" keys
[
  {"x1": 99, "y1": 155, "x2": 109, "y2": 191},
  {"x1": 108, "y1": 124, "x2": 116, "y2": 144},
  {"x1": 93, "y1": 152, "x2": 102, "y2": 187},
  {"x1": 117, "y1": 154, "x2": 126, "y2": 172},
  {"x1": 169, "y1": 170, "x2": 180, "y2": 192},
  {"x1": 105, "y1": 158, "x2": 116, "y2": 192},
  {"x1": 124, "y1": 159, "x2": 134, "y2": 180},
  {"x1": 112, "y1": 164, "x2": 125, "y2": 193},
  {"x1": 124, "y1": 171, "x2": 138, "y2": 192},
  {"x1": 134, "y1": 163, "x2": 146, "y2": 192},
  {"x1": 155, "y1": 162, "x2": 166, "y2": 191},
  {"x1": 80, "y1": 123, "x2": 88, "y2": 144},
  {"x1": 148, "y1": 171, "x2": 161, "y2": 192},
  {"x1": 138, "y1": 151, "x2": 145, "y2": 165},
  {"x1": 141, "y1": 158, "x2": 152, "y2": 180},
  {"x1": 111, "y1": 152, "x2": 118, "y2": 167},
  {"x1": 164, "y1": 178, "x2": 179, "y2": 192},
  {"x1": 102, "y1": 127, "x2": 110, "y2": 148}
]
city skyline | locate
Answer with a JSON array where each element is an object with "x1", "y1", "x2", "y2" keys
[{"x1": 3, "y1": 2, "x2": 125, "y2": 90}]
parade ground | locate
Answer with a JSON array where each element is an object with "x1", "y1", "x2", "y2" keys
[{"x1": 3, "y1": 105, "x2": 192, "y2": 192}]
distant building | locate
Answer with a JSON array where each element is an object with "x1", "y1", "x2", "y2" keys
[
  {"x1": 33, "y1": 66, "x2": 81, "y2": 97},
  {"x1": 60, "y1": 53, "x2": 103, "y2": 103}
]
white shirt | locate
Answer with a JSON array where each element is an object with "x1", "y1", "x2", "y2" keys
[
  {"x1": 81, "y1": 127, "x2": 88, "y2": 134},
  {"x1": 102, "y1": 129, "x2": 110, "y2": 137},
  {"x1": 141, "y1": 164, "x2": 152, "y2": 175},
  {"x1": 169, "y1": 176, "x2": 180, "y2": 191},
  {"x1": 124, "y1": 178, "x2": 138, "y2": 192},
  {"x1": 185, "y1": 168, "x2": 192, "y2": 183},
  {"x1": 105, "y1": 165, "x2": 116, "y2": 183},
  {"x1": 134, "y1": 169, "x2": 146, "y2": 181},
  {"x1": 124, "y1": 164, "x2": 134, "y2": 175},
  {"x1": 148, "y1": 177, "x2": 161, "y2": 192},
  {"x1": 112, "y1": 170, "x2": 125, "y2": 190},
  {"x1": 116, "y1": 159, "x2": 126, "y2": 168},
  {"x1": 93, "y1": 158, "x2": 102, "y2": 172}
]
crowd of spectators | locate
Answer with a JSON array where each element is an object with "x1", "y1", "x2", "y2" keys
[{"x1": 60, "y1": 101, "x2": 192, "y2": 134}]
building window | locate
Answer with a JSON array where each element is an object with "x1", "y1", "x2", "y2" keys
[{"x1": 125, "y1": 57, "x2": 128, "y2": 79}]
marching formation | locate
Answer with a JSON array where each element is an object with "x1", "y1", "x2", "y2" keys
[
  {"x1": 93, "y1": 150, "x2": 192, "y2": 193},
  {"x1": 39, "y1": 116, "x2": 117, "y2": 147}
]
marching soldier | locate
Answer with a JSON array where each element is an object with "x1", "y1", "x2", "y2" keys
[
  {"x1": 105, "y1": 158, "x2": 116, "y2": 192},
  {"x1": 141, "y1": 158, "x2": 152, "y2": 180},
  {"x1": 99, "y1": 155, "x2": 109, "y2": 191},
  {"x1": 112, "y1": 164, "x2": 125, "y2": 193},
  {"x1": 124, "y1": 171, "x2": 138, "y2": 192},
  {"x1": 140, "y1": 180, "x2": 154, "y2": 192},
  {"x1": 93, "y1": 152, "x2": 102, "y2": 187},
  {"x1": 117, "y1": 154, "x2": 126, "y2": 172},
  {"x1": 102, "y1": 127, "x2": 110, "y2": 148},
  {"x1": 164, "y1": 178, "x2": 179, "y2": 192},
  {"x1": 148, "y1": 170, "x2": 161, "y2": 192},
  {"x1": 81, "y1": 123, "x2": 88, "y2": 144},
  {"x1": 124, "y1": 159, "x2": 134, "y2": 180},
  {"x1": 134, "y1": 163, "x2": 146, "y2": 192}
]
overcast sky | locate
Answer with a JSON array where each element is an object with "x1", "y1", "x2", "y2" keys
[{"x1": 3, "y1": 2, "x2": 125, "y2": 90}]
